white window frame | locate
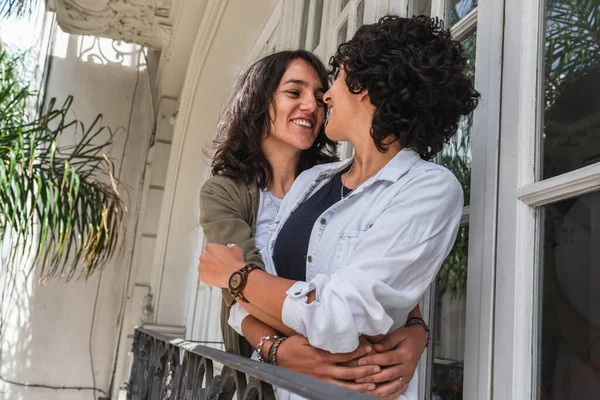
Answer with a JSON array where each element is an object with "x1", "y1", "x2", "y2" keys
[
  {"x1": 495, "y1": 0, "x2": 600, "y2": 399},
  {"x1": 409, "y1": 2, "x2": 494, "y2": 400}
]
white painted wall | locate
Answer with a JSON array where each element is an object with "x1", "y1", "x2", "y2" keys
[
  {"x1": 0, "y1": 20, "x2": 153, "y2": 400},
  {"x1": 150, "y1": 0, "x2": 280, "y2": 342}
]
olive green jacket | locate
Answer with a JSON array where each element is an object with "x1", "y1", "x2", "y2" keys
[{"x1": 199, "y1": 174, "x2": 263, "y2": 358}]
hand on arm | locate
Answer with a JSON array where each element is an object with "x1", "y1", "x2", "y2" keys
[
  {"x1": 240, "y1": 314, "x2": 382, "y2": 393},
  {"x1": 335, "y1": 305, "x2": 427, "y2": 398},
  {"x1": 199, "y1": 243, "x2": 295, "y2": 324}
]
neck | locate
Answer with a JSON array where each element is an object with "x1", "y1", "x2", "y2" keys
[
  {"x1": 262, "y1": 139, "x2": 300, "y2": 198},
  {"x1": 344, "y1": 135, "x2": 402, "y2": 190}
]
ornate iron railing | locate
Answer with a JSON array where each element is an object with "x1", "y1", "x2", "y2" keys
[{"x1": 128, "y1": 327, "x2": 375, "y2": 400}]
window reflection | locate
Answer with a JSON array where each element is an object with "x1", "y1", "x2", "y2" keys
[
  {"x1": 431, "y1": 225, "x2": 468, "y2": 400},
  {"x1": 431, "y1": 30, "x2": 476, "y2": 400},
  {"x1": 446, "y1": 0, "x2": 478, "y2": 26},
  {"x1": 441, "y1": 31, "x2": 476, "y2": 206},
  {"x1": 542, "y1": 0, "x2": 600, "y2": 180},
  {"x1": 540, "y1": 191, "x2": 600, "y2": 399}
]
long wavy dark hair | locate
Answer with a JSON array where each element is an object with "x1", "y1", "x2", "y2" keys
[
  {"x1": 329, "y1": 15, "x2": 480, "y2": 160},
  {"x1": 209, "y1": 50, "x2": 339, "y2": 188}
]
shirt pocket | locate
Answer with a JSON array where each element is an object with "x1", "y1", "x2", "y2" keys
[{"x1": 333, "y1": 230, "x2": 364, "y2": 273}]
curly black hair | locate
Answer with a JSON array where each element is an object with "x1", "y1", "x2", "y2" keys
[
  {"x1": 210, "y1": 50, "x2": 339, "y2": 188},
  {"x1": 329, "y1": 15, "x2": 480, "y2": 159}
]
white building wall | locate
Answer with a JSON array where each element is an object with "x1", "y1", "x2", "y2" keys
[
  {"x1": 151, "y1": 0, "x2": 279, "y2": 341},
  {"x1": 0, "y1": 18, "x2": 153, "y2": 400}
]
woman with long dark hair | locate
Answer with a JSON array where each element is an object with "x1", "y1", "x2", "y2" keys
[{"x1": 200, "y1": 49, "x2": 428, "y2": 397}]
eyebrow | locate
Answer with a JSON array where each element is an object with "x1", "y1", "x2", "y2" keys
[{"x1": 283, "y1": 79, "x2": 325, "y2": 93}]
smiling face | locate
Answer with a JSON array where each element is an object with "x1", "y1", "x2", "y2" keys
[{"x1": 264, "y1": 58, "x2": 326, "y2": 152}]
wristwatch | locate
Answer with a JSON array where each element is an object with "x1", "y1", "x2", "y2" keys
[{"x1": 228, "y1": 264, "x2": 259, "y2": 303}]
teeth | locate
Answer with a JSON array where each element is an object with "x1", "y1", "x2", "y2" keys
[{"x1": 292, "y1": 119, "x2": 312, "y2": 128}]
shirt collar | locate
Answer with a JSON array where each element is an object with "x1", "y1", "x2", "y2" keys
[{"x1": 315, "y1": 147, "x2": 421, "y2": 183}]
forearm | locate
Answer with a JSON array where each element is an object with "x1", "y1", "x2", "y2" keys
[
  {"x1": 242, "y1": 270, "x2": 296, "y2": 324},
  {"x1": 242, "y1": 315, "x2": 278, "y2": 348},
  {"x1": 408, "y1": 305, "x2": 422, "y2": 320},
  {"x1": 241, "y1": 301, "x2": 297, "y2": 337}
]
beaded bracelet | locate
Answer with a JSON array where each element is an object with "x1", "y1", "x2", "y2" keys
[
  {"x1": 405, "y1": 317, "x2": 431, "y2": 348},
  {"x1": 268, "y1": 336, "x2": 288, "y2": 366},
  {"x1": 256, "y1": 334, "x2": 280, "y2": 362}
]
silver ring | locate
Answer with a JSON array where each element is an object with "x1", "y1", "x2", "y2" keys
[
  {"x1": 398, "y1": 377, "x2": 406, "y2": 387},
  {"x1": 227, "y1": 243, "x2": 239, "y2": 249}
]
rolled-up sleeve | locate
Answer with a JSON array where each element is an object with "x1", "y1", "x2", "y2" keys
[
  {"x1": 281, "y1": 170, "x2": 463, "y2": 353},
  {"x1": 228, "y1": 303, "x2": 251, "y2": 336}
]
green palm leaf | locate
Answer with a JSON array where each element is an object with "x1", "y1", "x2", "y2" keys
[{"x1": 1, "y1": 46, "x2": 124, "y2": 280}]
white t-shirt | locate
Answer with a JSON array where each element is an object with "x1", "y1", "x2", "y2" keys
[
  {"x1": 254, "y1": 189, "x2": 282, "y2": 251},
  {"x1": 228, "y1": 189, "x2": 281, "y2": 337}
]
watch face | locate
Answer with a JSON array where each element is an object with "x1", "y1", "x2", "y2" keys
[{"x1": 229, "y1": 271, "x2": 244, "y2": 291}]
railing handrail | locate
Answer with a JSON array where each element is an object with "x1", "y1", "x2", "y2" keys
[{"x1": 131, "y1": 327, "x2": 375, "y2": 400}]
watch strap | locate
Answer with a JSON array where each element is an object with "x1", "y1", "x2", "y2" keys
[{"x1": 229, "y1": 264, "x2": 259, "y2": 303}]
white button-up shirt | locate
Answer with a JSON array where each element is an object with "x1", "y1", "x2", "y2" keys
[{"x1": 229, "y1": 148, "x2": 463, "y2": 399}]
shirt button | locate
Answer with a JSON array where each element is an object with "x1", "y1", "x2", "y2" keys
[
  {"x1": 319, "y1": 218, "x2": 327, "y2": 225},
  {"x1": 307, "y1": 255, "x2": 313, "y2": 263}
]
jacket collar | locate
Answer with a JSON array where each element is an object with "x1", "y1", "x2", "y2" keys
[{"x1": 314, "y1": 147, "x2": 421, "y2": 183}]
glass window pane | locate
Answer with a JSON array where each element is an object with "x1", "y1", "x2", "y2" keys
[
  {"x1": 341, "y1": 0, "x2": 350, "y2": 12},
  {"x1": 446, "y1": 0, "x2": 478, "y2": 26},
  {"x1": 539, "y1": 190, "x2": 600, "y2": 399},
  {"x1": 541, "y1": 0, "x2": 600, "y2": 180},
  {"x1": 309, "y1": 0, "x2": 324, "y2": 51},
  {"x1": 337, "y1": 20, "x2": 348, "y2": 48},
  {"x1": 299, "y1": 0, "x2": 310, "y2": 49},
  {"x1": 356, "y1": 0, "x2": 365, "y2": 27},
  {"x1": 416, "y1": 0, "x2": 432, "y2": 17},
  {"x1": 440, "y1": 31, "x2": 476, "y2": 207},
  {"x1": 431, "y1": 225, "x2": 469, "y2": 400}
]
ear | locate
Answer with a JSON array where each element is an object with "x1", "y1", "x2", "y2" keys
[{"x1": 358, "y1": 89, "x2": 370, "y2": 104}]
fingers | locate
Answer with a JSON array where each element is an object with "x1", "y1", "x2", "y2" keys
[
  {"x1": 338, "y1": 358, "x2": 359, "y2": 367},
  {"x1": 328, "y1": 343, "x2": 373, "y2": 364},
  {"x1": 320, "y1": 364, "x2": 381, "y2": 381},
  {"x1": 229, "y1": 243, "x2": 244, "y2": 258},
  {"x1": 321, "y1": 377, "x2": 376, "y2": 393},
  {"x1": 358, "y1": 346, "x2": 409, "y2": 367},
  {"x1": 369, "y1": 378, "x2": 408, "y2": 398},
  {"x1": 364, "y1": 334, "x2": 386, "y2": 344},
  {"x1": 355, "y1": 364, "x2": 412, "y2": 384},
  {"x1": 372, "y1": 330, "x2": 405, "y2": 353}
]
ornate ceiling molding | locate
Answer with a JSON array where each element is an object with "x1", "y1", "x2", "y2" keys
[{"x1": 46, "y1": 0, "x2": 173, "y2": 49}]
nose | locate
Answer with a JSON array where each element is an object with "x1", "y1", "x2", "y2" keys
[
  {"x1": 300, "y1": 94, "x2": 318, "y2": 114},
  {"x1": 323, "y1": 89, "x2": 331, "y2": 106}
]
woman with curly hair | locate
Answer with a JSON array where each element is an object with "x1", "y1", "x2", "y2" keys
[
  {"x1": 200, "y1": 49, "x2": 429, "y2": 398},
  {"x1": 200, "y1": 15, "x2": 479, "y2": 399}
]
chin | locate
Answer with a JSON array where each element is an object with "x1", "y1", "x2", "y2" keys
[{"x1": 324, "y1": 126, "x2": 343, "y2": 142}]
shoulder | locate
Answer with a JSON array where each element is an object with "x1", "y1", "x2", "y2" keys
[
  {"x1": 401, "y1": 159, "x2": 464, "y2": 210},
  {"x1": 202, "y1": 174, "x2": 255, "y2": 198}
]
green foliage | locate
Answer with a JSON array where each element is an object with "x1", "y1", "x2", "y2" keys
[
  {"x1": 436, "y1": 31, "x2": 476, "y2": 300},
  {"x1": 544, "y1": 0, "x2": 600, "y2": 110},
  {"x1": 0, "y1": 46, "x2": 123, "y2": 280},
  {"x1": 0, "y1": 0, "x2": 37, "y2": 20}
]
